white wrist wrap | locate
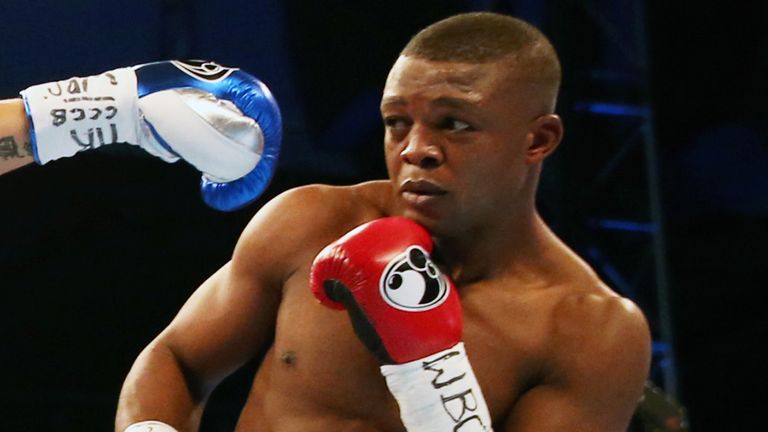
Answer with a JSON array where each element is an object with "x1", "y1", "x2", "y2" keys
[
  {"x1": 381, "y1": 342, "x2": 493, "y2": 431},
  {"x1": 123, "y1": 420, "x2": 178, "y2": 432},
  {"x1": 21, "y1": 67, "x2": 140, "y2": 164}
]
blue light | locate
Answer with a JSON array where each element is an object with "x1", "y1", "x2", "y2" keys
[
  {"x1": 574, "y1": 102, "x2": 650, "y2": 118},
  {"x1": 653, "y1": 341, "x2": 671, "y2": 355},
  {"x1": 592, "y1": 219, "x2": 656, "y2": 233}
]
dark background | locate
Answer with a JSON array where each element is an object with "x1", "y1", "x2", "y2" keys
[{"x1": 1, "y1": 0, "x2": 766, "y2": 430}]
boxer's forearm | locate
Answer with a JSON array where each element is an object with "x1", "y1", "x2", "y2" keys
[
  {"x1": 0, "y1": 99, "x2": 34, "y2": 175},
  {"x1": 116, "y1": 342, "x2": 207, "y2": 432}
]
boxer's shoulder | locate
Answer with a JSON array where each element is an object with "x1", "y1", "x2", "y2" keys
[
  {"x1": 550, "y1": 286, "x2": 649, "y2": 340},
  {"x1": 245, "y1": 180, "x2": 386, "y2": 228},
  {"x1": 545, "y1": 284, "x2": 651, "y2": 383},
  {"x1": 272, "y1": 180, "x2": 390, "y2": 227},
  {"x1": 347, "y1": 179, "x2": 395, "y2": 212},
  {"x1": 233, "y1": 181, "x2": 393, "y2": 272},
  {"x1": 529, "y1": 233, "x2": 650, "y2": 358}
]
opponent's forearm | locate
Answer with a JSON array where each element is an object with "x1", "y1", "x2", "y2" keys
[
  {"x1": 0, "y1": 99, "x2": 34, "y2": 175},
  {"x1": 116, "y1": 341, "x2": 208, "y2": 432}
]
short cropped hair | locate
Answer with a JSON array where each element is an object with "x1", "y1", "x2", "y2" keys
[{"x1": 401, "y1": 12, "x2": 561, "y2": 88}]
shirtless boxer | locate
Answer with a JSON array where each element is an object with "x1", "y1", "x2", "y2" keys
[{"x1": 115, "y1": 12, "x2": 651, "y2": 431}]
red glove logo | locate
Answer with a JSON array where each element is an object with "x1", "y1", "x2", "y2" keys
[{"x1": 379, "y1": 246, "x2": 450, "y2": 312}]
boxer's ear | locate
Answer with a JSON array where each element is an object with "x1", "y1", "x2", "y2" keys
[{"x1": 525, "y1": 114, "x2": 563, "y2": 164}]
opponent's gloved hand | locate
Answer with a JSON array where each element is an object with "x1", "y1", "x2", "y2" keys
[
  {"x1": 310, "y1": 217, "x2": 493, "y2": 431},
  {"x1": 20, "y1": 60, "x2": 281, "y2": 211}
]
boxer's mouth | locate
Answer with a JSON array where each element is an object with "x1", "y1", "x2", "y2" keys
[{"x1": 399, "y1": 180, "x2": 447, "y2": 197}]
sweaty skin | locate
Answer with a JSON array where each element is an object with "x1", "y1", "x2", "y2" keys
[{"x1": 116, "y1": 55, "x2": 651, "y2": 432}]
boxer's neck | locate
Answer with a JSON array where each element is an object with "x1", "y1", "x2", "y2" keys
[{"x1": 434, "y1": 205, "x2": 553, "y2": 287}]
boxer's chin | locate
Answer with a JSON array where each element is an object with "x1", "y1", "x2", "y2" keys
[{"x1": 399, "y1": 206, "x2": 449, "y2": 238}]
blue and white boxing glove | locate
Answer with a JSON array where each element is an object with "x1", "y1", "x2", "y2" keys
[{"x1": 20, "y1": 60, "x2": 281, "y2": 211}]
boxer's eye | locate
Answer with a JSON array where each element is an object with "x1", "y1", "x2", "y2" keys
[
  {"x1": 440, "y1": 117, "x2": 472, "y2": 132},
  {"x1": 383, "y1": 116, "x2": 411, "y2": 131}
]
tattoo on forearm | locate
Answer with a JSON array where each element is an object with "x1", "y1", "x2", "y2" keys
[
  {"x1": 0, "y1": 136, "x2": 25, "y2": 160},
  {"x1": 24, "y1": 141, "x2": 33, "y2": 157}
]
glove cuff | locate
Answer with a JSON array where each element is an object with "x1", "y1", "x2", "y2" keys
[
  {"x1": 123, "y1": 420, "x2": 178, "y2": 432},
  {"x1": 21, "y1": 67, "x2": 140, "y2": 164},
  {"x1": 380, "y1": 342, "x2": 494, "y2": 431}
]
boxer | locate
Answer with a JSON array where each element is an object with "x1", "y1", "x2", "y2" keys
[
  {"x1": 0, "y1": 60, "x2": 282, "y2": 211},
  {"x1": 116, "y1": 13, "x2": 651, "y2": 431}
]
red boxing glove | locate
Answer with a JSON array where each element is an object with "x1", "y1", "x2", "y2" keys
[
  {"x1": 312, "y1": 217, "x2": 493, "y2": 431},
  {"x1": 310, "y1": 217, "x2": 462, "y2": 364}
]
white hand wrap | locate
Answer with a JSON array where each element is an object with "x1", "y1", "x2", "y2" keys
[
  {"x1": 21, "y1": 68, "x2": 140, "y2": 164},
  {"x1": 123, "y1": 420, "x2": 178, "y2": 432},
  {"x1": 381, "y1": 342, "x2": 493, "y2": 431}
]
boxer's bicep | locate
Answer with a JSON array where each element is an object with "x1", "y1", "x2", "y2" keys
[
  {"x1": 502, "y1": 383, "x2": 608, "y2": 431},
  {"x1": 116, "y1": 259, "x2": 281, "y2": 431},
  {"x1": 0, "y1": 99, "x2": 34, "y2": 175},
  {"x1": 503, "y1": 378, "x2": 645, "y2": 432},
  {"x1": 117, "y1": 192, "x2": 304, "y2": 429},
  {"x1": 155, "y1": 184, "x2": 350, "y2": 392},
  {"x1": 161, "y1": 259, "x2": 281, "y2": 391},
  {"x1": 503, "y1": 362, "x2": 646, "y2": 431}
]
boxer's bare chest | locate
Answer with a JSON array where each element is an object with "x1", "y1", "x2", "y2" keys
[{"x1": 236, "y1": 266, "x2": 558, "y2": 431}]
